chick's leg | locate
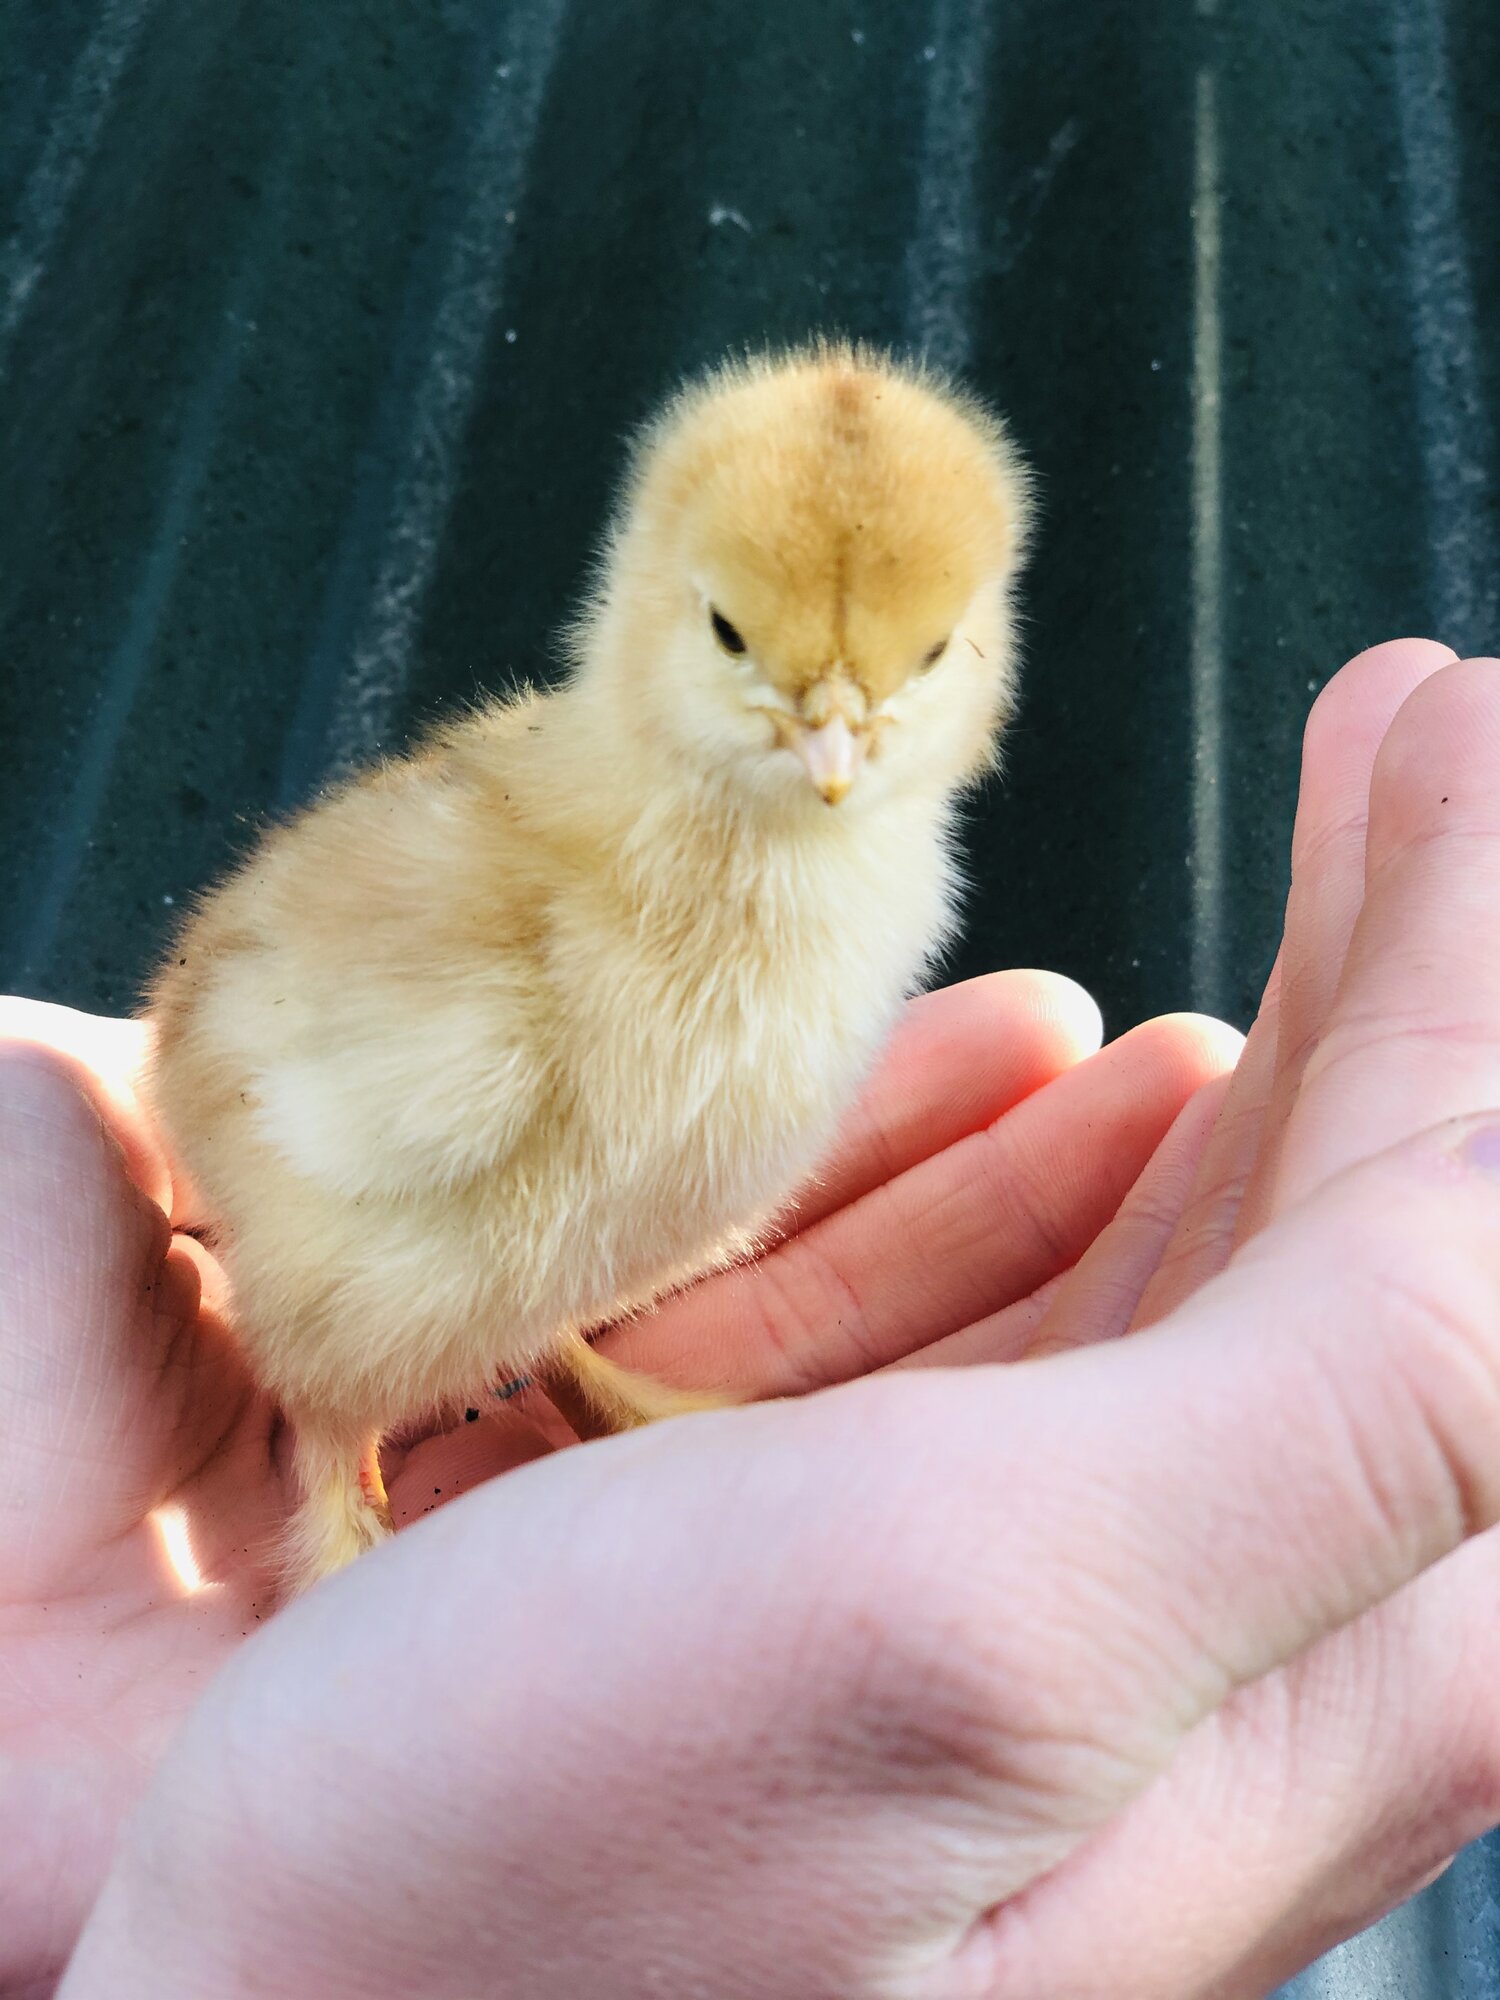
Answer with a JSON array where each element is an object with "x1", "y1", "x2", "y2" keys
[
  {"x1": 543, "y1": 1334, "x2": 730, "y2": 1442},
  {"x1": 284, "y1": 1416, "x2": 392, "y2": 1595}
]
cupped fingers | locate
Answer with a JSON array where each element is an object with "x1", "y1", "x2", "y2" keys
[
  {"x1": 604, "y1": 1012, "x2": 1234, "y2": 1398},
  {"x1": 1270, "y1": 657, "x2": 1500, "y2": 1214},
  {"x1": 1127, "y1": 987, "x2": 1276, "y2": 1327},
  {"x1": 1125, "y1": 642, "x2": 1455, "y2": 1326},
  {"x1": 910, "y1": 1068, "x2": 1235, "y2": 1371},
  {"x1": 1027, "y1": 1069, "x2": 1234, "y2": 1356},
  {"x1": 1234, "y1": 640, "x2": 1458, "y2": 1238}
]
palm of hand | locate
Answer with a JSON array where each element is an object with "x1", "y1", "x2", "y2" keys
[{"x1": 0, "y1": 981, "x2": 1226, "y2": 1991}]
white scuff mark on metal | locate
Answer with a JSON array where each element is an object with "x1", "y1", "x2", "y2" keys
[
  {"x1": 991, "y1": 116, "x2": 1081, "y2": 279},
  {"x1": 0, "y1": 0, "x2": 162, "y2": 374},
  {"x1": 15, "y1": 229, "x2": 273, "y2": 982},
  {"x1": 902, "y1": 0, "x2": 995, "y2": 374},
  {"x1": 1189, "y1": 63, "x2": 1226, "y2": 1017},
  {"x1": 312, "y1": 0, "x2": 571, "y2": 782}
]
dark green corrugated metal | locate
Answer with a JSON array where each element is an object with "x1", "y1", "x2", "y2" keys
[{"x1": 1, "y1": 3, "x2": 1497, "y2": 1989}]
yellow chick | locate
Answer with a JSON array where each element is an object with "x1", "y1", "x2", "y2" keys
[{"x1": 143, "y1": 342, "x2": 1032, "y2": 1594}]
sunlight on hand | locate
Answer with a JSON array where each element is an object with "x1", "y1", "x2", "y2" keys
[{"x1": 150, "y1": 1503, "x2": 208, "y2": 1596}]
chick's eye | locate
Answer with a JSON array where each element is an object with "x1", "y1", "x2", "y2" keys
[
  {"x1": 920, "y1": 636, "x2": 950, "y2": 672},
  {"x1": 711, "y1": 610, "x2": 747, "y2": 657}
]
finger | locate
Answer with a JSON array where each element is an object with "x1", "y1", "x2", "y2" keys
[
  {"x1": 780, "y1": 970, "x2": 1102, "y2": 1236},
  {"x1": 1027, "y1": 1070, "x2": 1233, "y2": 1356},
  {"x1": 0, "y1": 999, "x2": 169, "y2": 1212},
  {"x1": 1232, "y1": 638, "x2": 1457, "y2": 1245},
  {"x1": 889, "y1": 1274, "x2": 1065, "y2": 1371},
  {"x1": 1271, "y1": 658, "x2": 1500, "y2": 1212},
  {"x1": 1144, "y1": 640, "x2": 1455, "y2": 1314},
  {"x1": 605, "y1": 1013, "x2": 1237, "y2": 1397},
  {"x1": 900, "y1": 1071, "x2": 1233, "y2": 1372},
  {"x1": 877, "y1": 1111, "x2": 1500, "y2": 1903},
  {"x1": 1128, "y1": 960, "x2": 1278, "y2": 1325},
  {"x1": 0, "y1": 1050, "x2": 188, "y2": 1593}
]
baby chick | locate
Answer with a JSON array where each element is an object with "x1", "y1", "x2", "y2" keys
[{"x1": 144, "y1": 342, "x2": 1032, "y2": 1594}]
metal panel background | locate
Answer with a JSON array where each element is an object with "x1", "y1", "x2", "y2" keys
[{"x1": 1, "y1": 2, "x2": 1497, "y2": 1989}]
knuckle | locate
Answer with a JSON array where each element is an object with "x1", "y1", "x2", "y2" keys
[
  {"x1": 1291, "y1": 797, "x2": 1371, "y2": 877},
  {"x1": 1300, "y1": 1005, "x2": 1500, "y2": 1104},
  {"x1": 1131, "y1": 1173, "x2": 1221, "y2": 1245},
  {"x1": 751, "y1": 1234, "x2": 878, "y2": 1394},
  {"x1": 972, "y1": 1126, "x2": 1070, "y2": 1271}
]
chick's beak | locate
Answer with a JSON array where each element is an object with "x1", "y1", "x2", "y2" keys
[{"x1": 793, "y1": 714, "x2": 867, "y2": 805}]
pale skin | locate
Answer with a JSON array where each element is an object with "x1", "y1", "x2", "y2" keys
[{"x1": 5, "y1": 638, "x2": 1500, "y2": 1997}]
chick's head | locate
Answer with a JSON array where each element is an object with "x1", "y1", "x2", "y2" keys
[{"x1": 590, "y1": 345, "x2": 1032, "y2": 814}]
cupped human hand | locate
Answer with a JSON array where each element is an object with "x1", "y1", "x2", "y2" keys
[
  {"x1": 0, "y1": 965, "x2": 1222, "y2": 1994},
  {"x1": 902, "y1": 638, "x2": 1500, "y2": 1997},
  {"x1": 52, "y1": 645, "x2": 1500, "y2": 2000}
]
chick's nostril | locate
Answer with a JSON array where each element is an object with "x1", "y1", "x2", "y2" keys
[{"x1": 801, "y1": 673, "x2": 868, "y2": 731}]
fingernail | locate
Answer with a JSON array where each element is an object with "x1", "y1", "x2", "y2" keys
[{"x1": 1460, "y1": 1122, "x2": 1500, "y2": 1174}]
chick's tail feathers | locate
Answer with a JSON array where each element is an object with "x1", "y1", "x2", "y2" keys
[{"x1": 543, "y1": 1334, "x2": 732, "y2": 1442}]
